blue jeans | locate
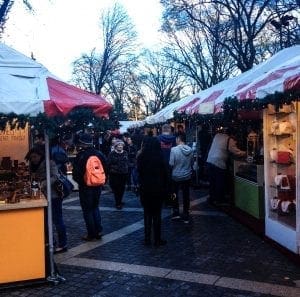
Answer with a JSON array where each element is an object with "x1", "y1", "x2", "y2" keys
[
  {"x1": 51, "y1": 197, "x2": 67, "y2": 248},
  {"x1": 79, "y1": 186, "x2": 103, "y2": 238}
]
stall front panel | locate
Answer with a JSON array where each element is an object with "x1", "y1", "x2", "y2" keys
[
  {"x1": 0, "y1": 198, "x2": 47, "y2": 284},
  {"x1": 263, "y1": 102, "x2": 299, "y2": 253}
]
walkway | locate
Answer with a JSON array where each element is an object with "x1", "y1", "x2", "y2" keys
[{"x1": 1, "y1": 188, "x2": 300, "y2": 297}]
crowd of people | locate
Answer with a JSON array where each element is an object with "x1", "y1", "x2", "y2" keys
[{"x1": 27, "y1": 123, "x2": 245, "y2": 252}]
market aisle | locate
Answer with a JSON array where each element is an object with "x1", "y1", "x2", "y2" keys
[{"x1": 1, "y1": 188, "x2": 300, "y2": 297}]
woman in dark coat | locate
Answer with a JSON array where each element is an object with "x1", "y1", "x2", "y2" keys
[{"x1": 137, "y1": 136, "x2": 168, "y2": 246}]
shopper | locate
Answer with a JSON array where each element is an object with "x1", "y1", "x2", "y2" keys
[
  {"x1": 137, "y1": 135, "x2": 168, "y2": 246},
  {"x1": 26, "y1": 147, "x2": 68, "y2": 253},
  {"x1": 72, "y1": 133, "x2": 107, "y2": 241},
  {"x1": 107, "y1": 140, "x2": 129, "y2": 209},
  {"x1": 169, "y1": 133, "x2": 194, "y2": 223},
  {"x1": 206, "y1": 127, "x2": 246, "y2": 205},
  {"x1": 125, "y1": 136, "x2": 138, "y2": 192},
  {"x1": 158, "y1": 124, "x2": 176, "y2": 204}
]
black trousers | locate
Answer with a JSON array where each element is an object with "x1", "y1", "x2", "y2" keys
[
  {"x1": 109, "y1": 173, "x2": 127, "y2": 206},
  {"x1": 207, "y1": 163, "x2": 227, "y2": 203},
  {"x1": 143, "y1": 207, "x2": 162, "y2": 243}
]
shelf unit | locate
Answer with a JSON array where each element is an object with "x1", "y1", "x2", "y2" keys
[{"x1": 263, "y1": 103, "x2": 299, "y2": 253}]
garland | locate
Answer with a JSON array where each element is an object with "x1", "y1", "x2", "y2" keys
[
  {"x1": 0, "y1": 107, "x2": 119, "y2": 138},
  {"x1": 173, "y1": 90, "x2": 300, "y2": 124}
]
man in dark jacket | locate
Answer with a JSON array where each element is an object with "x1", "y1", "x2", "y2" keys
[
  {"x1": 72, "y1": 133, "x2": 107, "y2": 241},
  {"x1": 158, "y1": 124, "x2": 176, "y2": 205}
]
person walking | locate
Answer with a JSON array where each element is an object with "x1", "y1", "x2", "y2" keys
[
  {"x1": 158, "y1": 123, "x2": 176, "y2": 205},
  {"x1": 72, "y1": 133, "x2": 107, "y2": 241},
  {"x1": 125, "y1": 136, "x2": 138, "y2": 192},
  {"x1": 169, "y1": 133, "x2": 194, "y2": 223},
  {"x1": 206, "y1": 127, "x2": 246, "y2": 205},
  {"x1": 25, "y1": 147, "x2": 68, "y2": 253},
  {"x1": 137, "y1": 135, "x2": 168, "y2": 247},
  {"x1": 107, "y1": 140, "x2": 129, "y2": 209}
]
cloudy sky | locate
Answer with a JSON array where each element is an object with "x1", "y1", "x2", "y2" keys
[{"x1": 3, "y1": 0, "x2": 163, "y2": 81}]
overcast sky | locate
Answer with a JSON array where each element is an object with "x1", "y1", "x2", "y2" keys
[{"x1": 3, "y1": 0, "x2": 163, "y2": 81}]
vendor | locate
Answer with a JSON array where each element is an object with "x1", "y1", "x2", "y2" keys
[
  {"x1": 25, "y1": 147, "x2": 68, "y2": 253},
  {"x1": 206, "y1": 127, "x2": 246, "y2": 206}
]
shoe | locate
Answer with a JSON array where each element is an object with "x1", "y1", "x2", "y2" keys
[
  {"x1": 171, "y1": 213, "x2": 181, "y2": 221},
  {"x1": 116, "y1": 204, "x2": 122, "y2": 210},
  {"x1": 214, "y1": 201, "x2": 230, "y2": 207},
  {"x1": 95, "y1": 233, "x2": 103, "y2": 240},
  {"x1": 181, "y1": 214, "x2": 190, "y2": 224},
  {"x1": 54, "y1": 247, "x2": 68, "y2": 254},
  {"x1": 81, "y1": 235, "x2": 95, "y2": 241},
  {"x1": 154, "y1": 239, "x2": 167, "y2": 247}
]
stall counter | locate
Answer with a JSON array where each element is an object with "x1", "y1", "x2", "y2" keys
[{"x1": 0, "y1": 197, "x2": 47, "y2": 284}]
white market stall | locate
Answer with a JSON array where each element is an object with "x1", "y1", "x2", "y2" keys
[
  {"x1": 146, "y1": 45, "x2": 300, "y2": 254},
  {"x1": 0, "y1": 42, "x2": 112, "y2": 285}
]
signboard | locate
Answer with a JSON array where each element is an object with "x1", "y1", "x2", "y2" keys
[
  {"x1": 198, "y1": 101, "x2": 215, "y2": 114},
  {"x1": 0, "y1": 123, "x2": 29, "y2": 162}
]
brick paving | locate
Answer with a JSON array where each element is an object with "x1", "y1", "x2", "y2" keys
[{"x1": 1, "y1": 188, "x2": 300, "y2": 297}]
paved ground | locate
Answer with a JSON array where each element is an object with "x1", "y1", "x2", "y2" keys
[{"x1": 1, "y1": 188, "x2": 300, "y2": 297}]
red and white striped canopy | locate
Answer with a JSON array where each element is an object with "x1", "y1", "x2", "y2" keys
[
  {"x1": 175, "y1": 45, "x2": 300, "y2": 116},
  {"x1": 0, "y1": 42, "x2": 112, "y2": 118}
]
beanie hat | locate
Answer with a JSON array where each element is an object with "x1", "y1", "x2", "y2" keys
[
  {"x1": 113, "y1": 140, "x2": 125, "y2": 148},
  {"x1": 79, "y1": 133, "x2": 93, "y2": 146}
]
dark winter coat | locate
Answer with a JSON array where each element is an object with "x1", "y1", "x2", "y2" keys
[
  {"x1": 107, "y1": 150, "x2": 129, "y2": 175},
  {"x1": 72, "y1": 147, "x2": 107, "y2": 187},
  {"x1": 137, "y1": 142, "x2": 168, "y2": 210}
]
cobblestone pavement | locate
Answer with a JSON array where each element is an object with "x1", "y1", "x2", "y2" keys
[{"x1": 1, "y1": 188, "x2": 300, "y2": 297}]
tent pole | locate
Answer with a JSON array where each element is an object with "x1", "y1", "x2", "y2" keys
[
  {"x1": 195, "y1": 125, "x2": 199, "y2": 185},
  {"x1": 44, "y1": 132, "x2": 65, "y2": 284}
]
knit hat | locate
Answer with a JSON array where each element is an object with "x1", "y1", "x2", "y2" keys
[
  {"x1": 113, "y1": 140, "x2": 125, "y2": 148},
  {"x1": 79, "y1": 133, "x2": 93, "y2": 146}
]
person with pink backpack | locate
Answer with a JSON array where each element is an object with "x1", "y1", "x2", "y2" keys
[{"x1": 72, "y1": 133, "x2": 107, "y2": 241}]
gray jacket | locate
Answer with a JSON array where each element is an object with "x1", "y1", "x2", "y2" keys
[{"x1": 169, "y1": 144, "x2": 193, "y2": 181}]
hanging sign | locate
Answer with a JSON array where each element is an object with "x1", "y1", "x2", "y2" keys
[{"x1": 198, "y1": 101, "x2": 215, "y2": 114}]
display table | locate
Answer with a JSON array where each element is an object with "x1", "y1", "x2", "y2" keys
[
  {"x1": 0, "y1": 197, "x2": 47, "y2": 284},
  {"x1": 234, "y1": 160, "x2": 265, "y2": 220}
]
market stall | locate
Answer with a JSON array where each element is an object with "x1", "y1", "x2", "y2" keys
[
  {"x1": 0, "y1": 42, "x2": 112, "y2": 285},
  {"x1": 145, "y1": 45, "x2": 300, "y2": 253}
]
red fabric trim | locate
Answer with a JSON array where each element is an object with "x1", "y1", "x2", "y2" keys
[{"x1": 44, "y1": 77, "x2": 112, "y2": 117}]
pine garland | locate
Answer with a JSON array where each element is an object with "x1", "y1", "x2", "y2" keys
[{"x1": 0, "y1": 107, "x2": 119, "y2": 138}]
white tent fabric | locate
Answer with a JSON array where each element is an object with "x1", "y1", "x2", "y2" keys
[
  {"x1": 145, "y1": 95, "x2": 192, "y2": 125},
  {"x1": 144, "y1": 46, "x2": 300, "y2": 125},
  {"x1": 0, "y1": 42, "x2": 55, "y2": 115},
  {"x1": 119, "y1": 120, "x2": 145, "y2": 133}
]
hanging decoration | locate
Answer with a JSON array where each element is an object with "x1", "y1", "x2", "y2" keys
[{"x1": 0, "y1": 107, "x2": 119, "y2": 138}]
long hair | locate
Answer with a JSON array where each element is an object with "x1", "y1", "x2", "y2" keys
[{"x1": 140, "y1": 136, "x2": 162, "y2": 160}]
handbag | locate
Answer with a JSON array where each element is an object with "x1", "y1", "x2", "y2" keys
[
  {"x1": 54, "y1": 172, "x2": 74, "y2": 198},
  {"x1": 277, "y1": 151, "x2": 293, "y2": 164}
]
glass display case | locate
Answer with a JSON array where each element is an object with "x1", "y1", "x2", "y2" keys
[
  {"x1": 233, "y1": 160, "x2": 264, "y2": 219},
  {"x1": 263, "y1": 102, "x2": 299, "y2": 253}
]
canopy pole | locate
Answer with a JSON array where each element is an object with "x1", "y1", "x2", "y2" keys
[
  {"x1": 195, "y1": 125, "x2": 199, "y2": 185},
  {"x1": 44, "y1": 132, "x2": 66, "y2": 285}
]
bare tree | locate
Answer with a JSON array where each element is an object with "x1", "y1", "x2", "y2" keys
[
  {"x1": 72, "y1": 3, "x2": 138, "y2": 95},
  {"x1": 0, "y1": 0, "x2": 32, "y2": 37},
  {"x1": 161, "y1": 0, "x2": 299, "y2": 72},
  {"x1": 138, "y1": 50, "x2": 186, "y2": 114},
  {"x1": 162, "y1": 9, "x2": 236, "y2": 91}
]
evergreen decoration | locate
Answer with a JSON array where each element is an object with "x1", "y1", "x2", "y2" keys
[
  {"x1": 0, "y1": 107, "x2": 119, "y2": 138},
  {"x1": 173, "y1": 90, "x2": 300, "y2": 125}
]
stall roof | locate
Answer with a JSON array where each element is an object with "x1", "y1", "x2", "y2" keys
[
  {"x1": 177, "y1": 45, "x2": 300, "y2": 115},
  {"x1": 0, "y1": 42, "x2": 112, "y2": 117},
  {"x1": 144, "y1": 45, "x2": 300, "y2": 125}
]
